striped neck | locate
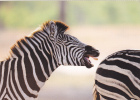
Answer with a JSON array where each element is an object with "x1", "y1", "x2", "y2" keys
[{"x1": 7, "y1": 31, "x2": 60, "y2": 99}]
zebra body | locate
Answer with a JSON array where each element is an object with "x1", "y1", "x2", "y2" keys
[
  {"x1": 0, "y1": 21, "x2": 99, "y2": 100},
  {"x1": 93, "y1": 50, "x2": 140, "y2": 100}
]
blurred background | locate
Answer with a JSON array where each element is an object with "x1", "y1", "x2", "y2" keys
[{"x1": 1, "y1": 1, "x2": 140, "y2": 100}]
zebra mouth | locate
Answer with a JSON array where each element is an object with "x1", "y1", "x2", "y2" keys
[{"x1": 83, "y1": 53, "x2": 99, "y2": 68}]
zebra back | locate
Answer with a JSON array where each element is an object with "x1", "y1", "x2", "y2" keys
[{"x1": 94, "y1": 50, "x2": 140, "y2": 100}]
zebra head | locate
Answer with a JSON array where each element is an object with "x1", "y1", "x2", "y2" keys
[{"x1": 42, "y1": 21, "x2": 99, "y2": 68}]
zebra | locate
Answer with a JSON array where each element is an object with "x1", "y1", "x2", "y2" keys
[
  {"x1": 93, "y1": 50, "x2": 140, "y2": 100},
  {"x1": 0, "y1": 20, "x2": 99, "y2": 100}
]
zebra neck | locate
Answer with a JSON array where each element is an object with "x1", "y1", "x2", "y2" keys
[{"x1": 7, "y1": 33, "x2": 60, "y2": 97}]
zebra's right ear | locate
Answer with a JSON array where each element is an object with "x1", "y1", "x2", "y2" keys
[{"x1": 55, "y1": 21, "x2": 69, "y2": 33}]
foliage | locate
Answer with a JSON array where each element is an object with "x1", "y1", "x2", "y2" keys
[
  {"x1": 0, "y1": 1, "x2": 59, "y2": 28},
  {"x1": 0, "y1": 1, "x2": 140, "y2": 28},
  {"x1": 67, "y1": 1, "x2": 140, "y2": 25}
]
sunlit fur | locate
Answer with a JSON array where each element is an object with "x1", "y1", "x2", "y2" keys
[{"x1": 0, "y1": 21, "x2": 88, "y2": 100}]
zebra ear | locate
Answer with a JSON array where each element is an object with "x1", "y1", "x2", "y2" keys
[
  {"x1": 50, "y1": 21, "x2": 56, "y2": 36},
  {"x1": 55, "y1": 21, "x2": 69, "y2": 33}
]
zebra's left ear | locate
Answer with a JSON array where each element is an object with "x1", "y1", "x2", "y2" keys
[{"x1": 55, "y1": 21, "x2": 69, "y2": 34}]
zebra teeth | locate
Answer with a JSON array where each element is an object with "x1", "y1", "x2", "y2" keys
[
  {"x1": 84, "y1": 57, "x2": 91, "y2": 64},
  {"x1": 83, "y1": 54, "x2": 99, "y2": 68},
  {"x1": 90, "y1": 56, "x2": 98, "y2": 60}
]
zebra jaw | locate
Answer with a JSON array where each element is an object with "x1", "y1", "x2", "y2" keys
[{"x1": 84, "y1": 56, "x2": 98, "y2": 68}]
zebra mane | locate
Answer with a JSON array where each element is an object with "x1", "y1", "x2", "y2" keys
[
  {"x1": 41, "y1": 21, "x2": 69, "y2": 33},
  {"x1": 55, "y1": 21, "x2": 69, "y2": 33},
  {"x1": 7, "y1": 21, "x2": 69, "y2": 60},
  {"x1": 9, "y1": 38, "x2": 28, "y2": 58}
]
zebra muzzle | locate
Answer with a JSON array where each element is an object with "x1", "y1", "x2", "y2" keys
[{"x1": 83, "y1": 46, "x2": 100, "y2": 68}]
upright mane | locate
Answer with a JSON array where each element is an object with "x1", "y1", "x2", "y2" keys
[{"x1": 8, "y1": 21, "x2": 69, "y2": 60}]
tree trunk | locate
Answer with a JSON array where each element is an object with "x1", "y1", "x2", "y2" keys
[{"x1": 59, "y1": 1, "x2": 66, "y2": 23}]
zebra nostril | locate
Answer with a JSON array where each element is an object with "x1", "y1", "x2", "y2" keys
[
  {"x1": 85, "y1": 45, "x2": 95, "y2": 51},
  {"x1": 85, "y1": 45, "x2": 100, "y2": 57},
  {"x1": 94, "y1": 50, "x2": 100, "y2": 57}
]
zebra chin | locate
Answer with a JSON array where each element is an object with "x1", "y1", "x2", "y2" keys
[
  {"x1": 82, "y1": 60, "x2": 94, "y2": 68},
  {"x1": 82, "y1": 52, "x2": 99, "y2": 68}
]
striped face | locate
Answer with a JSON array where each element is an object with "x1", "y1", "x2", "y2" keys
[{"x1": 43, "y1": 21, "x2": 99, "y2": 68}]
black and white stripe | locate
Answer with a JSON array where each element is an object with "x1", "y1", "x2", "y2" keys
[
  {"x1": 93, "y1": 50, "x2": 140, "y2": 100},
  {"x1": 0, "y1": 21, "x2": 99, "y2": 100}
]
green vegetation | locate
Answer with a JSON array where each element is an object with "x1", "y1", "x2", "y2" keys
[
  {"x1": 67, "y1": 1, "x2": 140, "y2": 25},
  {"x1": 0, "y1": 1, "x2": 140, "y2": 28},
  {"x1": 0, "y1": 1, "x2": 59, "y2": 28}
]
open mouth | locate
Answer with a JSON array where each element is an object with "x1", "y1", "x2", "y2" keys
[{"x1": 83, "y1": 52, "x2": 99, "y2": 68}]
